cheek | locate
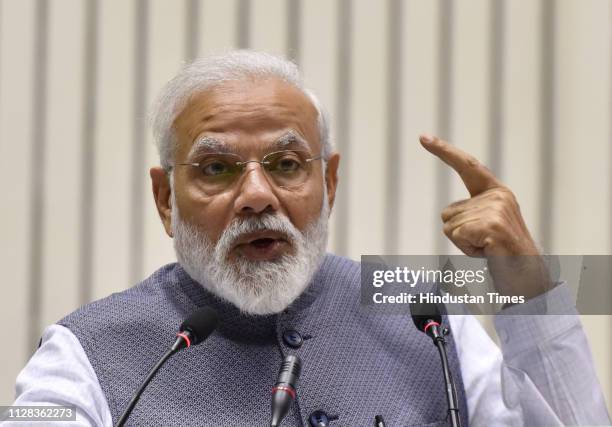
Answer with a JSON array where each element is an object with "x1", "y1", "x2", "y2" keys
[
  {"x1": 282, "y1": 182, "x2": 324, "y2": 231},
  {"x1": 175, "y1": 188, "x2": 235, "y2": 242}
]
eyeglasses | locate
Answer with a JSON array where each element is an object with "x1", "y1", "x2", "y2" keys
[{"x1": 173, "y1": 150, "x2": 323, "y2": 196}]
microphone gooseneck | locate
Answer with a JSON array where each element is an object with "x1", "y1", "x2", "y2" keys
[
  {"x1": 115, "y1": 307, "x2": 219, "y2": 427},
  {"x1": 411, "y1": 301, "x2": 461, "y2": 427},
  {"x1": 270, "y1": 355, "x2": 302, "y2": 427}
]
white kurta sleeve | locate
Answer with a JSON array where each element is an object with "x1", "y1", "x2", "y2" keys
[
  {"x1": 9, "y1": 324, "x2": 113, "y2": 427},
  {"x1": 450, "y1": 283, "x2": 611, "y2": 426}
]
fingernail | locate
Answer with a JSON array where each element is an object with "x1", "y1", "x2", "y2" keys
[{"x1": 420, "y1": 133, "x2": 434, "y2": 143}]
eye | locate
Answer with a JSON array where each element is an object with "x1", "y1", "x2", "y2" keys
[
  {"x1": 277, "y1": 158, "x2": 300, "y2": 172},
  {"x1": 268, "y1": 152, "x2": 304, "y2": 173},
  {"x1": 201, "y1": 160, "x2": 231, "y2": 176}
]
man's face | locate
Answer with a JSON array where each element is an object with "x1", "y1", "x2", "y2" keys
[
  {"x1": 173, "y1": 77, "x2": 335, "y2": 257},
  {"x1": 150, "y1": 77, "x2": 340, "y2": 314}
]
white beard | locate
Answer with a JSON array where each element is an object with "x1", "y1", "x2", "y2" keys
[{"x1": 171, "y1": 191, "x2": 329, "y2": 315}]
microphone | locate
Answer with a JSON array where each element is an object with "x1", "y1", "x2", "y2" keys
[
  {"x1": 270, "y1": 355, "x2": 302, "y2": 427},
  {"x1": 115, "y1": 307, "x2": 219, "y2": 427},
  {"x1": 411, "y1": 301, "x2": 444, "y2": 340},
  {"x1": 411, "y1": 301, "x2": 461, "y2": 427},
  {"x1": 374, "y1": 415, "x2": 387, "y2": 427}
]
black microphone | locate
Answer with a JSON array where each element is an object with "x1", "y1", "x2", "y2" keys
[
  {"x1": 270, "y1": 355, "x2": 302, "y2": 427},
  {"x1": 411, "y1": 301, "x2": 445, "y2": 340},
  {"x1": 374, "y1": 415, "x2": 387, "y2": 427},
  {"x1": 411, "y1": 301, "x2": 461, "y2": 427},
  {"x1": 115, "y1": 307, "x2": 219, "y2": 427}
]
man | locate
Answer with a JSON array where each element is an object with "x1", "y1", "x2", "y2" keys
[{"x1": 10, "y1": 51, "x2": 610, "y2": 426}]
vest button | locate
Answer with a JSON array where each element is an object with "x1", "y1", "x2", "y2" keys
[
  {"x1": 282, "y1": 329, "x2": 303, "y2": 348},
  {"x1": 308, "y1": 410, "x2": 330, "y2": 427}
]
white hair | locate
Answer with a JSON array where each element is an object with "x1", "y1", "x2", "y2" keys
[{"x1": 149, "y1": 50, "x2": 333, "y2": 171}]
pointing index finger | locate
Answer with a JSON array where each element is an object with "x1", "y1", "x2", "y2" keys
[{"x1": 419, "y1": 134, "x2": 502, "y2": 197}]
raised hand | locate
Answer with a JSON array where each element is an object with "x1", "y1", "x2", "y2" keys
[{"x1": 420, "y1": 134, "x2": 551, "y2": 299}]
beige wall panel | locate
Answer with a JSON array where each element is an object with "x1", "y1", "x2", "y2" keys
[
  {"x1": 448, "y1": 0, "x2": 490, "y2": 237},
  {"x1": 399, "y1": 0, "x2": 440, "y2": 254},
  {"x1": 142, "y1": 0, "x2": 184, "y2": 279},
  {"x1": 91, "y1": 0, "x2": 135, "y2": 298},
  {"x1": 251, "y1": 0, "x2": 286, "y2": 56},
  {"x1": 502, "y1": 0, "x2": 542, "y2": 243},
  {"x1": 0, "y1": 0, "x2": 609, "y2": 414},
  {"x1": 40, "y1": 0, "x2": 84, "y2": 327},
  {"x1": 555, "y1": 0, "x2": 612, "y2": 412},
  {"x1": 301, "y1": 0, "x2": 338, "y2": 252},
  {"x1": 347, "y1": 0, "x2": 387, "y2": 259},
  {"x1": 0, "y1": 0, "x2": 36, "y2": 405},
  {"x1": 200, "y1": 0, "x2": 238, "y2": 55},
  {"x1": 554, "y1": 0, "x2": 610, "y2": 254}
]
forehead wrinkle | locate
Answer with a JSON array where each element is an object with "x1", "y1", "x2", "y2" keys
[
  {"x1": 201, "y1": 105, "x2": 305, "y2": 130},
  {"x1": 176, "y1": 80, "x2": 321, "y2": 158}
]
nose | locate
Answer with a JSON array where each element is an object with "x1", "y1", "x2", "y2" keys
[{"x1": 233, "y1": 163, "x2": 281, "y2": 215}]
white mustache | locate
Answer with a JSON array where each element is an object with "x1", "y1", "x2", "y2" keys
[{"x1": 216, "y1": 213, "x2": 301, "y2": 259}]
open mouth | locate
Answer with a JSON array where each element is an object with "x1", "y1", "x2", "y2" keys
[
  {"x1": 250, "y1": 237, "x2": 278, "y2": 249},
  {"x1": 232, "y1": 232, "x2": 291, "y2": 261}
]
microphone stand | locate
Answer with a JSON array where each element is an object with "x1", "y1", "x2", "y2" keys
[
  {"x1": 113, "y1": 306, "x2": 218, "y2": 427},
  {"x1": 115, "y1": 348, "x2": 175, "y2": 427},
  {"x1": 428, "y1": 322, "x2": 461, "y2": 427},
  {"x1": 115, "y1": 332, "x2": 193, "y2": 427}
]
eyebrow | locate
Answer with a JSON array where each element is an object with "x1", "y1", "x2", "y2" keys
[
  {"x1": 187, "y1": 131, "x2": 312, "y2": 159},
  {"x1": 188, "y1": 136, "x2": 228, "y2": 158},
  {"x1": 274, "y1": 131, "x2": 310, "y2": 151}
]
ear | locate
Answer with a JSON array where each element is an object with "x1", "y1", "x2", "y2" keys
[
  {"x1": 324, "y1": 152, "x2": 340, "y2": 213},
  {"x1": 150, "y1": 167, "x2": 173, "y2": 237}
]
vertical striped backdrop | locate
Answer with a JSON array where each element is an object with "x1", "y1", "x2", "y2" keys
[{"x1": 0, "y1": 0, "x2": 610, "y2": 409}]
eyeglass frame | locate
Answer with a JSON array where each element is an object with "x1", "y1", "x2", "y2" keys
[{"x1": 168, "y1": 149, "x2": 325, "y2": 194}]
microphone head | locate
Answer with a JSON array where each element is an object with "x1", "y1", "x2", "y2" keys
[
  {"x1": 410, "y1": 300, "x2": 442, "y2": 333},
  {"x1": 180, "y1": 307, "x2": 219, "y2": 345},
  {"x1": 276, "y1": 355, "x2": 302, "y2": 385},
  {"x1": 270, "y1": 355, "x2": 302, "y2": 427}
]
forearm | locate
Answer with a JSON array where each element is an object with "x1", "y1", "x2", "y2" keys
[{"x1": 494, "y1": 284, "x2": 610, "y2": 425}]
